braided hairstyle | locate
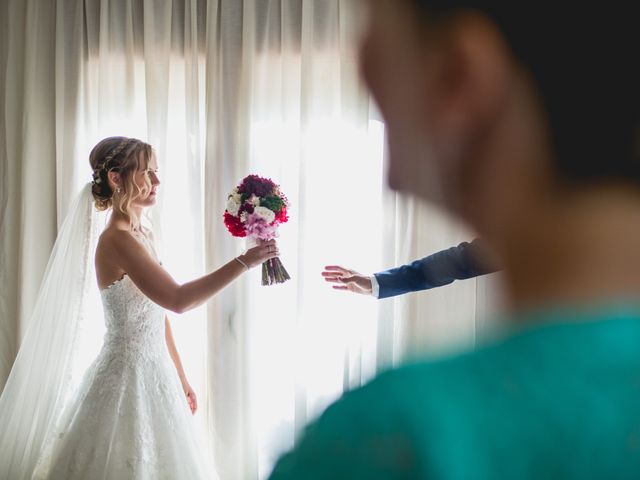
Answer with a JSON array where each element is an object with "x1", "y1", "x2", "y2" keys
[{"x1": 89, "y1": 136, "x2": 155, "y2": 218}]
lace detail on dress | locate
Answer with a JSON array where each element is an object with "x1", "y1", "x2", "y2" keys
[
  {"x1": 33, "y1": 262, "x2": 215, "y2": 479},
  {"x1": 100, "y1": 275, "x2": 166, "y2": 360}
]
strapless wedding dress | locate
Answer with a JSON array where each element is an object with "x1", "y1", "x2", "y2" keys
[{"x1": 32, "y1": 274, "x2": 215, "y2": 479}]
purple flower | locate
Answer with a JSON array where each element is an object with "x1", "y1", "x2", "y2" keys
[
  {"x1": 237, "y1": 175, "x2": 276, "y2": 198},
  {"x1": 238, "y1": 203, "x2": 255, "y2": 216}
]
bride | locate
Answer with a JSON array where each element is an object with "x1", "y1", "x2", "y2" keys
[{"x1": 0, "y1": 136, "x2": 278, "y2": 479}]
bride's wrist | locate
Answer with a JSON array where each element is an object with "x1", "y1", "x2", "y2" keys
[{"x1": 235, "y1": 255, "x2": 250, "y2": 271}]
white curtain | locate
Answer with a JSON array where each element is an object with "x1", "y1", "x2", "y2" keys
[{"x1": 0, "y1": 0, "x2": 501, "y2": 478}]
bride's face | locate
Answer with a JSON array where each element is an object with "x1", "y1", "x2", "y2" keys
[{"x1": 131, "y1": 153, "x2": 160, "y2": 208}]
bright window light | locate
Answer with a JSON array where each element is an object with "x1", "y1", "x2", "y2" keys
[
  {"x1": 248, "y1": 118, "x2": 386, "y2": 477},
  {"x1": 79, "y1": 53, "x2": 387, "y2": 479}
]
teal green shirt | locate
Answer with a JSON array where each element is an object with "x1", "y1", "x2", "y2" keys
[{"x1": 270, "y1": 307, "x2": 640, "y2": 479}]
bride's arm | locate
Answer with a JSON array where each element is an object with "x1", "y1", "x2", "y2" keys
[
  {"x1": 108, "y1": 230, "x2": 278, "y2": 313},
  {"x1": 165, "y1": 316, "x2": 197, "y2": 413},
  {"x1": 165, "y1": 316, "x2": 188, "y2": 383}
]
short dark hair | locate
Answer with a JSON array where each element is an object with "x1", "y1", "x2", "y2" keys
[{"x1": 412, "y1": 1, "x2": 640, "y2": 187}]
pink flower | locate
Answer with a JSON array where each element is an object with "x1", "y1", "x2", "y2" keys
[{"x1": 245, "y1": 213, "x2": 278, "y2": 241}]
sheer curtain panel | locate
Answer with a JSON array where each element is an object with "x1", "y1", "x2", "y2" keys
[{"x1": 0, "y1": 1, "x2": 500, "y2": 479}]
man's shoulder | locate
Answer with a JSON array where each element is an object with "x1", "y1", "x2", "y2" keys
[
  {"x1": 360, "y1": 313, "x2": 640, "y2": 412},
  {"x1": 347, "y1": 326, "x2": 557, "y2": 422},
  {"x1": 374, "y1": 333, "x2": 513, "y2": 385},
  {"x1": 340, "y1": 339, "x2": 506, "y2": 420}
]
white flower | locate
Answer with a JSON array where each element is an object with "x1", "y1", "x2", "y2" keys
[
  {"x1": 248, "y1": 194, "x2": 261, "y2": 207},
  {"x1": 226, "y1": 197, "x2": 241, "y2": 216},
  {"x1": 253, "y1": 206, "x2": 276, "y2": 223}
]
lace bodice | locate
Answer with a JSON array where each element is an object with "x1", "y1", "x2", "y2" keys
[
  {"x1": 31, "y1": 231, "x2": 215, "y2": 478},
  {"x1": 100, "y1": 275, "x2": 166, "y2": 360},
  {"x1": 99, "y1": 227, "x2": 166, "y2": 358}
]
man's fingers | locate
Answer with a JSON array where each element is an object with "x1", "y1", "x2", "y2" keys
[
  {"x1": 324, "y1": 265, "x2": 349, "y2": 273},
  {"x1": 325, "y1": 275, "x2": 354, "y2": 284},
  {"x1": 322, "y1": 271, "x2": 345, "y2": 279},
  {"x1": 322, "y1": 273, "x2": 346, "y2": 280},
  {"x1": 321, "y1": 271, "x2": 339, "y2": 277},
  {"x1": 324, "y1": 277, "x2": 343, "y2": 283},
  {"x1": 332, "y1": 285, "x2": 349, "y2": 290}
]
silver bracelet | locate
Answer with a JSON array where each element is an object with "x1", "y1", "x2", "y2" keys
[{"x1": 234, "y1": 256, "x2": 249, "y2": 270}]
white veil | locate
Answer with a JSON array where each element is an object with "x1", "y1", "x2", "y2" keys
[{"x1": 0, "y1": 183, "x2": 104, "y2": 479}]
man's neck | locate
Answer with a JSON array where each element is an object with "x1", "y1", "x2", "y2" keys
[{"x1": 502, "y1": 187, "x2": 640, "y2": 314}]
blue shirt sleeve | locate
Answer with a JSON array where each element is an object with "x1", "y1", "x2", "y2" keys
[{"x1": 374, "y1": 238, "x2": 498, "y2": 299}]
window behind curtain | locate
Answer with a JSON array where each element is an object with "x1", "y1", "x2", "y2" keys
[{"x1": 76, "y1": 1, "x2": 386, "y2": 476}]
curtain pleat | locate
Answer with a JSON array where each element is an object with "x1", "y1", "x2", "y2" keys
[{"x1": 0, "y1": 1, "x2": 501, "y2": 478}]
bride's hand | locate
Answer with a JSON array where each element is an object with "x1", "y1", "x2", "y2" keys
[
  {"x1": 182, "y1": 382, "x2": 197, "y2": 414},
  {"x1": 238, "y1": 240, "x2": 279, "y2": 269}
]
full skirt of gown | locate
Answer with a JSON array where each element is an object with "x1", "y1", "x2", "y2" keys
[{"x1": 32, "y1": 274, "x2": 215, "y2": 479}]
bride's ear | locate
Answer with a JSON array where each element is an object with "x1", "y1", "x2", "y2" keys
[{"x1": 107, "y1": 171, "x2": 121, "y2": 191}]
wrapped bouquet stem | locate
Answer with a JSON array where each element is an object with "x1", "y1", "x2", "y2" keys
[
  {"x1": 224, "y1": 175, "x2": 291, "y2": 286},
  {"x1": 248, "y1": 238, "x2": 291, "y2": 286}
]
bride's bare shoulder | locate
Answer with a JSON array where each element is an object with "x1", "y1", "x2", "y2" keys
[{"x1": 97, "y1": 225, "x2": 139, "y2": 254}]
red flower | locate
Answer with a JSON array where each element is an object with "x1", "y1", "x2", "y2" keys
[
  {"x1": 224, "y1": 212, "x2": 246, "y2": 237},
  {"x1": 275, "y1": 207, "x2": 289, "y2": 224}
]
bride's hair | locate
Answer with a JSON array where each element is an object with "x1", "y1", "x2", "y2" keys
[{"x1": 89, "y1": 136, "x2": 155, "y2": 220}]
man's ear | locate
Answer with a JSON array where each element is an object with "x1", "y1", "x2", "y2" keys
[{"x1": 433, "y1": 11, "x2": 512, "y2": 146}]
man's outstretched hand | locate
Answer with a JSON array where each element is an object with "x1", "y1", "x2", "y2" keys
[{"x1": 322, "y1": 266, "x2": 373, "y2": 295}]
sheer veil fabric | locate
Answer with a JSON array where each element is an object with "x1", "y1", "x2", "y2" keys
[{"x1": 0, "y1": 184, "x2": 103, "y2": 479}]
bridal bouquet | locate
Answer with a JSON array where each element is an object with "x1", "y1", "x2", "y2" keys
[{"x1": 224, "y1": 175, "x2": 291, "y2": 285}]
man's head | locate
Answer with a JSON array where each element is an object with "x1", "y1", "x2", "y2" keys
[{"x1": 360, "y1": 1, "x2": 639, "y2": 240}]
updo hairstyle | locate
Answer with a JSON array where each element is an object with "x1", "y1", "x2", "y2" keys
[{"x1": 89, "y1": 136, "x2": 155, "y2": 220}]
